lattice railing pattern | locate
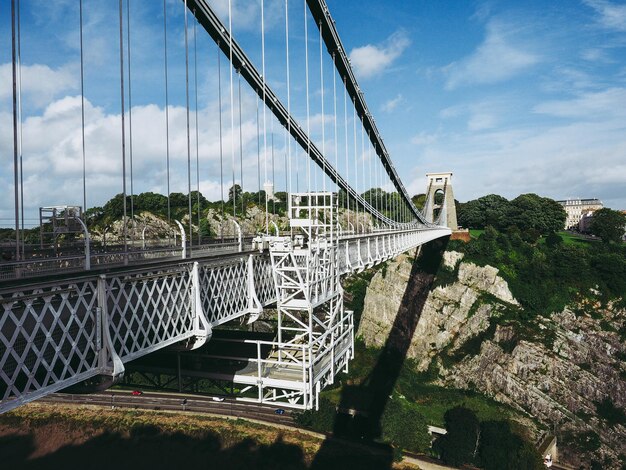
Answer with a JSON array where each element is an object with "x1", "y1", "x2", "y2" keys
[
  {"x1": 106, "y1": 267, "x2": 195, "y2": 363},
  {"x1": 198, "y1": 258, "x2": 250, "y2": 325},
  {"x1": 0, "y1": 281, "x2": 100, "y2": 411},
  {"x1": 252, "y1": 256, "x2": 276, "y2": 306}
]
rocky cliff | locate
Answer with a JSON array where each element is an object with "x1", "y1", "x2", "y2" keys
[{"x1": 357, "y1": 250, "x2": 626, "y2": 468}]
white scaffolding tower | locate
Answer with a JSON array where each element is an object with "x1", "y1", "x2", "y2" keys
[
  {"x1": 267, "y1": 192, "x2": 354, "y2": 409},
  {"x1": 191, "y1": 192, "x2": 353, "y2": 410}
]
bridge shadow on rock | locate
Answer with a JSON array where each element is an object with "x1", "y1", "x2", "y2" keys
[
  {"x1": 310, "y1": 237, "x2": 449, "y2": 470},
  {"x1": 1, "y1": 425, "x2": 307, "y2": 470}
]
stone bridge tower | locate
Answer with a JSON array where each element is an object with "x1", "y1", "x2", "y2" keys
[{"x1": 424, "y1": 172, "x2": 458, "y2": 230}]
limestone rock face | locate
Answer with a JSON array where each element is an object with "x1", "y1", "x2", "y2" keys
[
  {"x1": 358, "y1": 252, "x2": 516, "y2": 370},
  {"x1": 442, "y1": 250, "x2": 464, "y2": 269},
  {"x1": 357, "y1": 251, "x2": 626, "y2": 468},
  {"x1": 206, "y1": 207, "x2": 289, "y2": 237},
  {"x1": 356, "y1": 253, "x2": 415, "y2": 349},
  {"x1": 456, "y1": 262, "x2": 519, "y2": 305},
  {"x1": 90, "y1": 212, "x2": 175, "y2": 244}
]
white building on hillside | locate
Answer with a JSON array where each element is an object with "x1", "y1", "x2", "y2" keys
[{"x1": 557, "y1": 198, "x2": 603, "y2": 230}]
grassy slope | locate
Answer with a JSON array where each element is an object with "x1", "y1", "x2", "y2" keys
[{"x1": 0, "y1": 403, "x2": 418, "y2": 469}]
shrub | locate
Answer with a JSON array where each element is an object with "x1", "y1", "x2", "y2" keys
[
  {"x1": 433, "y1": 406, "x2": 480, "y2": 466},
  {"x1": 380, "y1": 398, "x2": 430, "y2": 452}
]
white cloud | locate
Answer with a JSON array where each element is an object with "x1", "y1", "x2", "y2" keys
[
  {"x1": 0, "y1": 63, "x2": 78, "y2": 108},
  {"x1": 439, "y1": 105, "x2": 463, "y2": 119},
  {"x1": 410, "y1": 132, "x2": 438, "y2": 146},
  {"x1": 581, "y1": 48, "x2": 612, "y2": 63},
  {"x1": 533, "y1": 87, "x2": 626, "y2": 120},
  {"x1": 583, "y1": 0, "x2": 626, "y2": 31},
  {"x1": 0, "y1": 93, "x2": 291, "y2": 223},
  {"x1": 348, "y1": 30, "x2": 410, "y2": 79},
  {"x1": 444, "y1": 20, "x2": 540, "y2": 89},
  {"x1": 467, "y1": 113, "x2": 496, "y2": 131},
  {"x1": 439, "y1": 101, "x2": 503, "y2": 132},
  {"x1": 382, "y1": 94, "x2": 403, "y2": 113},
  {"x1": 406, "y1": 113, "x2": 626, "y2": 209}
]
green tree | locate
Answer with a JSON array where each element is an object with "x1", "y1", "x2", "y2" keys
[
  {"x1": 169, "y1": 192, "x2": 188, "y2": 208},
  {"x1": 507, "y1": 194, "x2": 566, "y2": 235},
  {"x1": 433, "y1": 406, "x2": 480, "y2": 466},
  {"x1": 590, "y1": 208, "x2": 626, "y2": 243},
  {"x1": 134, "y1": 192, "x2": 168, "y2": 215},
  {"x1": 363, "y1": 188, "x2": 386, "y2": 210},
  {"x1": 102, "y1": 193, "x2": 130, "y2": 221},
  {"x1": 189, "y1": 190, "x2": 208, "y2": 208},
  {"x1": 479, "y1": 420, "x2": 543, "y2": 470},
  {"x1": 411, "y1": 193, "x2": 426, "y2": 210},
  {"x1": 545, "y1": 231, "x2": 563, "y2": 248},
  {"x1": 381, "y1": 398, "x2": 430, "y2": 452},
  {"x1": 457, "y1": 194, "x2": 510, "y2": 229},
  {"x1": 228, "y1": 184, "x2": 242, "y2": 204},
  {"x1": 590, "y1": 251, "x2": 626, "y2": 296}
]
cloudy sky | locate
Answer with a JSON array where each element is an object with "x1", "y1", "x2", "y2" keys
[{"x1": 1, "y1": 0, "x2": 626, "y2": 228}]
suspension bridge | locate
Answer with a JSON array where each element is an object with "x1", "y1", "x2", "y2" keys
[{"x1": 0, "y1": 0, "x2": 451, "y2": 414}]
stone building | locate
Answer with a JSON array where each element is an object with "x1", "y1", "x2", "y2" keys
[{"x1": 556, "y1": 198, "x2": 603, "y2": 230}]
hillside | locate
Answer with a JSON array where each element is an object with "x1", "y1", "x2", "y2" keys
[
  {"x1": 0, "y1": 403, "x2": 420, "y2": 470},
  {"x1": 357, "y1": 237, "x2": 626, "y2": 469}
]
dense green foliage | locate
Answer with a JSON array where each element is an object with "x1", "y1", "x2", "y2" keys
[
  {"x1": 458, "y1": 193, "x2": 566, "y2": 238},
  {"x1": 294, "y1": 338, "x2": 528, "y2": 456},
  {"x1": 433, "y1": 407, "x2": 543, "y2": 469},
  {"x1": 595, "y1": 398, "x2": 626, "y2": 427},
  {"x1": 380, "y1": 397, "x2": 431, "y2": 452},
  {"x1": 590, "y1": 208, "x2": 626, "y2": 244},
  {"x1": 458, "y1": 194, "x2": 511, "y2": 230},
  {"x1": 433, "y1": 406, "x2": 479, "y2": 465},
  {"x1": 478, "y1": 420, "x2": 543, "y2": 470},
  {"x1": 293, "y1": 397, "x2": 336, "y2": 433},
  {"x1": 451, "y1": 226, "x2": 626, "y2": 314}
]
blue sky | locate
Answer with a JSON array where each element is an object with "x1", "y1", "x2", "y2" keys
[
  {"x1": 327, "y1": 0, "x2": 626, "y2": 210},
  {"x1": 1, "y1": 0, "x2": 625, "y2": 227}
]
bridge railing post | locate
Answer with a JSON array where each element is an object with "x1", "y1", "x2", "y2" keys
[
  {"x1": 190, "y1": 262, "x2": 212, "y2": 349},
  {"x1": 74, "y1": 217, "x2": 91, "y2": 271},
  {"x1": 246, "y1": 255, "x2": 263, "y2": 323},
  {"x1": 96, "y1": 274, "x2": 124, "y2": 381},
  {"x1": 232, "y1": 220, "x2": 243, "y2": 252},
  {"x1": 175, "y1": 220, "x2": 186, "y2": 259}
]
